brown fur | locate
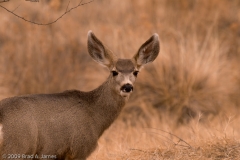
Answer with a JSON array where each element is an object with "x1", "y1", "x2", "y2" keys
[
  {"x1": 116, "y1": 59, "x2": 135, "y2": 72},
  {"x1": 0, "y1": 31, "x2": 159, "y2": 160}
]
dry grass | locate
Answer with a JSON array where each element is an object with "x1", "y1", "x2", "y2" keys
[
  {"x1": 0, "y1": 0, "x2": 240, "y2": 159},
  {"x1": 89, "y1": 112, "x2": 240, "y2": 159}
]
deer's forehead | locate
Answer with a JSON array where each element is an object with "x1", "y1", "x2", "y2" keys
[{"x1": 115, "y1": 59, "x2": 135, "y2": 72}]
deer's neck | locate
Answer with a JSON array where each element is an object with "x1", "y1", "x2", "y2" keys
[{"x1": 88, "y1": 76, "x2": 126, "y2": 136}]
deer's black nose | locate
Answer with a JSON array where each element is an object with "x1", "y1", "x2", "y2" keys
[{"x1": 121, "y1": 84, "x2": 133, "y2": 93}]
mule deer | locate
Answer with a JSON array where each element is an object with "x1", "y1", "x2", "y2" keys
[{"x1": 0, "y1": 31, "x2": 160, "y2": 160}]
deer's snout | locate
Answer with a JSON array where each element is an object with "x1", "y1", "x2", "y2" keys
[{"x1": 121, "y1": 83, "x2": 133, "y2": 93}]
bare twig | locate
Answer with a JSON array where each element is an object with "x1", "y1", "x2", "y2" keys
[
  {"x1": 146, "y1": 131, "x2": 177, "y2": 145},
  {"x1": 145, "y1": 128, "x2": 193, "y2": 148},
  {"x1": 0, "y1": 0, "x2": 94, "y2": 25},
  {"x1": 65, "y1": 1, "x2": 70, "y2": 12},
  {"x1": 0, "y1": 0, "x2": 9, "y2": 3},
  {"x1": 129, "y1": 148, "x2": 147, "y2": 153},
  {"x1": 78, "y1": 0, "x2": 84, "y2": 5},
  {"x1": 12, "y1": 4, "x2": 21, "y2": 13},
  {"x1": 25, "y1": 0, "x2": 39, "y2": 2}
]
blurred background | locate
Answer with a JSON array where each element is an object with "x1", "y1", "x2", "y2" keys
[{"x1": 0, "y1": 0, "x2": 240, "y2": 159}]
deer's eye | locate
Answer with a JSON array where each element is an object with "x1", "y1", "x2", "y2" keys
[
  {"x1": 112, "y1": 71, "x2": 118, "y2": 77},
  {"x1": 133, "y1": 71, "x2": 139, "y2": 77}
]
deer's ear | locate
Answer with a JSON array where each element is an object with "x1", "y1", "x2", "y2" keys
[
  {"x1": 87, "y1": 31, "x2": 115, "y2": 68},
  {"x1": 133, "y1": 33, "x2": 160, "y2": 68}
]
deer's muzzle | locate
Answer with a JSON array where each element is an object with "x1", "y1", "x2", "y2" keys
[{"x1": 121, "y1": 83, "x2": 133, "y2": 93}]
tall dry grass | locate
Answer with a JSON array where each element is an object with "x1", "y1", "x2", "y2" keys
[{"x1": 0, "y1": 0, "x2": 240, "y2": 159}]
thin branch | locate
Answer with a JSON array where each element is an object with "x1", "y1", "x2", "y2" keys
[
  {"x1": 146, "y1": 131, "x2": 177, "y2": 145},
  {"x1": 78, "y1": 0, "x2": 84, "y2": 5},
  {"x1": 0, "y1": 0, "x2": 9, "y2": 3},
  {"x1": 129, "y1": 148, "x2": 147, "y2": 153},
  {"x1": 25, "y1": 0, "x2": 39, "y2": 2},
  {"x1": 145, "y1": 128, "x2": 193, "y2": 148},
  {"x1": 12, "y1": 4, "x2": 21, "y2": 13},
  {"x1": 0, "y1": 0, "x2": 94, "y2": 25},
  {"x1": 65, "y1": 1, "x2": 70, "y2": 12}
]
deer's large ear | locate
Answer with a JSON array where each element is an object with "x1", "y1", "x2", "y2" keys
[
  {"x1": 87, "y1": 31, "x2": 115, "y2": 68},
  {"x1": 133, "y1": 33, "x2": 160, "y2": 69}
]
